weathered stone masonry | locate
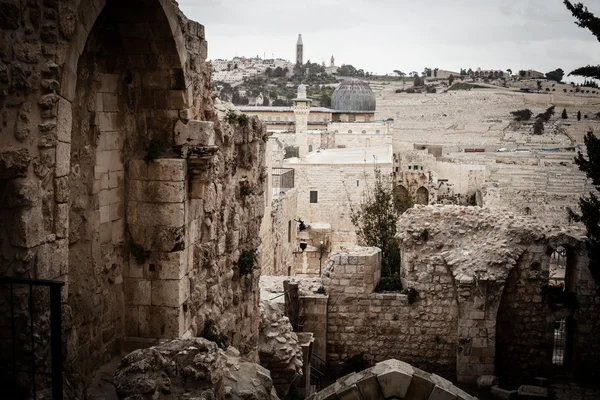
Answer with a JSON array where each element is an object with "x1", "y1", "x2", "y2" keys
[
  {"x1": 0, "y1": 0, "x2": 266, "y2": 391},
  {"x1": 322, "y1": 206, "x2": 599, "y2": 384}
]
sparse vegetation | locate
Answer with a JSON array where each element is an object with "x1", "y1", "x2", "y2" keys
[
  {"x1": 144, "y1": 138, "x2": 164, "y2": 162},
  {"x1": 349, "y1": 168, "x2": 401, "y2": 277},
  {"x1": 375, "y1": 274, "x2": 402, "y2": 292},
  {"x1": 131, "y1": 242, "x2": 151, "y2": 264},
  {"x1": 201, "y1": 319, "x2": 229, "y2": 349},
  {"x1": 511, "y1": 109, "x2": 533, "y2": 121},
  {"x1": 227, "y1": 109, "x2": 250, "y2": 127},
  {"x1": 316, "y1": 286, "x2": 326, "y2": 295},
  {"x1": 562, "y1": 108, "x2": 568, "y2": 119},
  {"x1": 238, "y1": 249, "x2": 258, "y2": 276}
]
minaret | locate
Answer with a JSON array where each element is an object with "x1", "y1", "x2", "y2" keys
[
  {"x1": 296, "y1": 34, "x2": 303, "y2": 65},
  {"x1": 293, "y1": 83, "x2": 311, "y2": 158},
  {"x1": 330, "y1": 55, "x2": 335, "y2": 68}
]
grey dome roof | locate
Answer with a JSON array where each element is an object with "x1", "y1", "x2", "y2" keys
[{"x1": 331, "y1": 79, "x2": 376, "y2": 111}]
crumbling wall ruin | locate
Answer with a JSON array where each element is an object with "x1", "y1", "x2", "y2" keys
[{"x1": 0, "y1": 0, "x2": 266, "y2": 392}]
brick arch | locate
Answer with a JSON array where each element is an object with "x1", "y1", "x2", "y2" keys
[{"x1": 308, "y1": 359, "x2": 477, "y2": 400}]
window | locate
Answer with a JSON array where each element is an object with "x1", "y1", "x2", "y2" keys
[
  {"x1": 310, "y1": 191, "x2": 318, "y2": 203},
  {"x1": 288, "y1": 220, "x2": 292, "y2": 242},
  {"x1": 376, "y1": 129, "x2": 380, "y2": 134}
]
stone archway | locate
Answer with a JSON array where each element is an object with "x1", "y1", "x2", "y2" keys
[
  {"x1": 415, "y1": 186, "x2": 429, "y2": 205},
  {"x1": 63, "y1": 0, "x2": 193, "y2": 382}
]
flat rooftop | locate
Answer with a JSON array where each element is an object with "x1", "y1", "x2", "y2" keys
[{"x1": 287, "y1": 145, "x2": 393, "y2": 164}]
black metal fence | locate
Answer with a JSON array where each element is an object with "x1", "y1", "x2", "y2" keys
[
  {"x1": 1, "y1": 277, "x2": 64, "y2": 400},
  {"x1": 272, "y1": 168, "x2": 295, "y2": 196},
  {"x1": 310, "y1": 354, "x2": 327, "y2": 394},
  {"x1": 283, "y1": 146, "x2": 299, "y2": 159}
]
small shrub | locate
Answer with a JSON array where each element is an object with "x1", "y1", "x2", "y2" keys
[
  {"x1": 533, "y1": 118, "x2": 545, "y2": 135},
  {"x1": 342, "y1": 353, "x2": 368, "y2": 375},
  {"x1": 238, "y1": 249, "x2": 258, "y2": 276},
  {"x1": 510, "y1": 109, "x2": 533, "y2": 121},
  {"x1": 131, "y1": 242, "x2": 151, "y2": 264},
  {"x1": 227, "y1": 109, "x2": 250, "y2": 127},
  {"x1": 262, "y1": 133, "x2": 269, "y2": 143},
  {"x1": 402, "y1": 286, "x2": 418, "y2": 304},
  {"x1": 375, "y1": 274, "x2": 402, "y2": 292},
  {"x1": 201, "y1": 319, "x2": 229, "y2": 349},
  {"x1": 144, "y1": 138, "x2": 163, "y2": 162},
  {"x1": 316, "y1": 286, "x2": 326, "y2": 295}
]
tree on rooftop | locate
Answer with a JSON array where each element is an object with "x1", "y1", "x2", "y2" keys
[
  {"x1": 349, "y1": 168, "x2": 401, "y2": 278},
  {"x1": 449, "y1": 74, "x2": 455, "y2": 86},
  {"x1": 562, "y1": 108, "x2": 568, "y2": 119}
]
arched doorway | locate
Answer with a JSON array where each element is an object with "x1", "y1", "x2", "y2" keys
[
  {"x1": 394, "y1": 185, "x2": 411, "y2": 212},
  {"x1": 415, "y1": 186, "x2": 429, "y2": 205}
]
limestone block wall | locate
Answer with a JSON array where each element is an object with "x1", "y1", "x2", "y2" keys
[
  {"x1": 259, "y1": 189, "x2": 298, "y2": 276},
  {"x1": 329, "y1": 120, "x2": 393, "y2": 135},
  {"x1": 125, "y1": 159, "x2": 189, "y2": 339},
  {"x1": 293, "y1": 163, "x2": 393, "y2": 246},
  {"x1": 300, "y1": 295, "x2": 328, "y2": 359},
  {"x1": 323, "y1": 248, "x2": 458, "y2": 378}
]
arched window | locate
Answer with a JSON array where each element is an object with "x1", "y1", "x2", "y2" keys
[
  {"x1": 524, "y1": 207, "x2": 531, "y2": 215},
  {"x1": 308, "y1": 145, "x2": 313, "y2": 152},
  {"x1": 415, "y1": 187, "x2": 429, "y2": 205}
]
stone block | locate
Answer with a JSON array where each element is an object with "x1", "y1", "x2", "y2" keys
[
  {"x1": 0, "y1": 148, "x2": 31, "y2": 179},
  {"x1": 377, "y1": 367, "x2": 413, "y2": 398},
  {"x1": 0, "y1": 180, "x2": 40, "y2": 208},
  {"x1": 128, "y1": 225, "x2": 185, "y2": 252},
  {"x1": 128, "y1": 202, "x2": 184, "y2": 228},
  {"x1": 144, "y1": 250, "x2": 188, "y2": 280},
  {"x1": 166, "y1": 90, "x2": 187, "y2": 109},
  {"x1": 55, "y1": 141, "x2": 70, "y2": 177},
  {"x1": 35, "y1": 240, "x2": 67, "y2": 280},
  {"x1": 151, "y1": 277, "x2": 189, "y2": 307},
  {"x1": 476, "y1": 375, "x2": 498, "y2": 389},
  {"x1": 490, "y1": 386, "x2": 516, "y2": 400},
  {"x1": 57, "y1": 97, "x2": 72, "y2": 143},
  {"x1": 404, "y1": 369, "x2": 435, "y2": 400},
  {"x1": 55, "y1": 176, "x2": 68, "y2": 203},
  {"x1": 517, "y1": 385, "x2": 547, "y2": 398},
  {"x1": 355, "y1": 374, "x2": 383, "y2": 400},
  {"x1": 128, "y1": 180, "x2": 186, "y2": 203},
  {"x1": 174, "y1": 119, "x2": 215, "y2": 147},
  {"x1": 428, "y1": 386, "x2": 457, "y2": 400},
  {"x1": 99, "y1": 73, "x2": 119, "y2": 93},
  {"x1": 139, "y1": 305, "x2": 185, "y2": 339},
  {"x1": 124, "y1": 306, "x2": 139, "y2": 336},
  {"x1": 109, "y1": 202, "x2": 124, "y2": 221},
  {"x1": 124, "y1": 278, "x2": 151, "y2": 306},
  {"x1": 146, "y1": 158, "x2": 186, "y2": 182},
  {"x1": 55, "y1": 203, "x2": 69, "y2": 238},
  {"x1": 336, "y1": 384, "x2": 363, "y2": 400}
]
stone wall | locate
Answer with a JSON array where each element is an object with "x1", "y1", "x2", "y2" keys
[
  {"x1": 0, "y1": 0, "x2": 266, "y2": 391},
  {"x1": 322, "y1": 247, "x2": 458, "y2": 379},
  {"x1": 259, "y1": 189, "x2": 298, "y2": 276}
]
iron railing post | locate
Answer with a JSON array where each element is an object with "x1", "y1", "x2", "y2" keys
[{"x1": 50, "y1": 284, "x2": 63, "y2": 400}]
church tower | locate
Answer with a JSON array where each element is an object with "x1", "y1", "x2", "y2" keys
[
  {"x1": 330, "y1": 55, "x2": 335, "y2": 68},
  {"x1": 296, "y1": 34, "x2": 303, "y2": 65},
  {"x1": 293, "y1": 83, "x2": 311, "y2": 158}
]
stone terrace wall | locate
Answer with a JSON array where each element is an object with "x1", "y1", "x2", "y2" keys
[
  {"x1": 0, "y1": 0, "x2": 266, "y2": 390},
  {"x1": 322, "y1": 247, "x2": 458, "y2": 379}
]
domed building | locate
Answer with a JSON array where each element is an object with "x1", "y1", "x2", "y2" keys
[{"x1": 331, "y1": 79, "x2": 376, "y2": 111}]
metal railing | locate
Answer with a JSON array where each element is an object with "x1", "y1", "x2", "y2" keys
[
  {"x1": 272, "y1": 168, "x2": 295, "y2": 196},
  {"x1": 1, "y1": 276, "x2": 64, "y2": 400},
  {"x1": 310, "y1": 354, "x2": 327, "y2": 393},
  {"x1": 283, "y1": 146, "x2": 299, "y2": 159}
]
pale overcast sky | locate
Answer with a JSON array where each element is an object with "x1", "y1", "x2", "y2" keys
[{"x1": 178, "y1": 0, "x2": 599, "y2": 80}]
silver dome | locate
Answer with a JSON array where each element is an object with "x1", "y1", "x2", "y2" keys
[{"x1": 331, "y1": 79, "x2": 376, "y2": 111}]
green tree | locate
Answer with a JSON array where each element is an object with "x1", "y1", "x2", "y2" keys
[
  {"x1": 349, "y1": 168, "x2": 401, "y2": 277},
  {"x1": 448, "y1": 74, "x2": 455, "y2": 85},
  {"x1": 562, "y1": 108, "x2": 568, "y2": 119},
  {"x1": 545, "y1": 68, "x2": 565, "y2": 82},
  {"x1": 507, "y1": 68, "x2": 513, "y2": 75},
  {"x1": 570, "y1": 132, "x2": 600, "y2": 287},
  {"x1": 564, "y1": 1, "x2": 600, "y2": 79},
  {"x1": 393, "y1": 70, "x2": 406, "y2": 77}
]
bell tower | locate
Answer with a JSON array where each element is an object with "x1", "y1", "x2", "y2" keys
[
  {"x1": 293, "y1": 84, "x2": 311, "y2": 158},
  {"x1": 296, "y1": 34, "x2": 303, "y2": 65}
]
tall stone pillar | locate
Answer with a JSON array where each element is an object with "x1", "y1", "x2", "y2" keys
[{"x1": 293, "y1": 84, "x2": 311, "y2": 158}]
